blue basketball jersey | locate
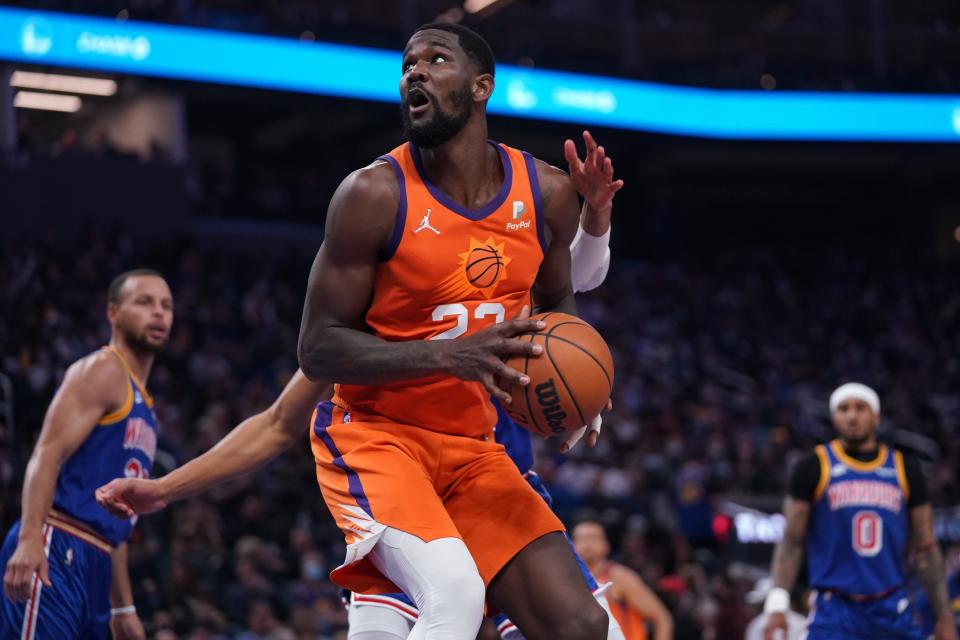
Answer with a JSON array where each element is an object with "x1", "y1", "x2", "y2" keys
[
  {"x1": 807, "y1": 440, "x2": 910, "y2": 596},
  {"x1": 52, "y1": 347, "x2": 158, "y2": 546},
  {"x1": 491, "y1": 398, "x2": 534, "y2": 475}
]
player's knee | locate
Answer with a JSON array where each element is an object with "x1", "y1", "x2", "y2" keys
[
  {"x1": 425, "y1": 568, "x2": 485, "y2": 622},
  {"x1": 551, "y1": 600, "x2": 609, "y2": 640}
]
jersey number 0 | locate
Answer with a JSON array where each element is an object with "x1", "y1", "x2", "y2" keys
[{"x1": 852, "y1": 510, "x2": 883, "y2": 557}]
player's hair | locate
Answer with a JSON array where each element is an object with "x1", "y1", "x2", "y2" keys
[
  {"x1": 573, "y1": 520, "x2": 608, "y2": 537},
  {"x1": 108, "y1": 268, "x2": 164, "y2": 304},
  {"x1": 414, "y1": 22, "x2": 495, "y2": 77}
]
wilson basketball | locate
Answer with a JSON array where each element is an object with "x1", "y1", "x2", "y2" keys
[
  {"x1": 465, "y1": 245, "x2": 503, "y2": 288},
  {"x1": 500, "y1": 312, "x2": 614, "y2": 437}
]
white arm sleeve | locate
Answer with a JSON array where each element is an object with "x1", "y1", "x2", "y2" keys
[{"x1": 570, "y1": 224, "x2": 612, "y2": 293}]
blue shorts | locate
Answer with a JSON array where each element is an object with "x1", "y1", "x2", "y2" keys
[
  {"x1": 345, "y1": 471, "x2": 601, "y2": 636},
  {"x1": 1, "y1": 519, "x2": 112, "y2": 640},
  {"x1": 806, "y1": 588, "x2": 925, "y2": 640}
]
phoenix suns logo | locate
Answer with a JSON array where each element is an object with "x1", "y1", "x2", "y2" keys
[{"x1": 436, "y1": 236, "x2": 512, "y2": 300}]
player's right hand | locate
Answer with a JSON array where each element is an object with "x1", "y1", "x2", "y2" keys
[
  {"x1": 763, "y1": 612, "x2": 788, "y2": 640},
  {"x1": 438, "y1": 305, "x2": 545, "y2": 404},
  {"x1": 3, "y1": 535, "x2": 51, "y2": 602},
  {"x1": 95, "y1": 478, "x2": 169, "y2": 518},
  {"x1": 110, "y1": 609, "x2": 146, "y2": 640}
]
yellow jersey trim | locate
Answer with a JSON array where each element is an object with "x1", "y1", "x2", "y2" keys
[
  {"x1": 813, "y1": 445, "x2": 831, "y2": 501},
  {"x1": 103, "y1": 345, "x2": 154, "y2": 407},
  {"x1": 97, "y1": 378, "x2": 133, "y2": 425},
  {"x1": 894, "y1": 450, "x2": 910, "y2": 500},
  {"x1": 47, "y1": 509, "x2": 113, "y2": 553},
  {"x1": 830, "y1": 440, "x2": 888, "y2": 472}
]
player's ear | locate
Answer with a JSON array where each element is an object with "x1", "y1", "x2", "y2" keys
[
  {"x1": 106, "y1": 302, "x2": 119, "y2": 324},
  {"x1": 473, "y1": 74, "x2": 494, "y2": 103}
]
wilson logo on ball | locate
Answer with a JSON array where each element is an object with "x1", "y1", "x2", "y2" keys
[
  {"x1": 534, "y1": 379, "x2": 568, "y2": 433},
  {"x1": 500, "y1": 312, "x2": 614, "y2": 438}
]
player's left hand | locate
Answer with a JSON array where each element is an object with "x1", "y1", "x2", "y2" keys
[
  {"x1": 96, "y1": 478, "x2": 169, "y2": 518},
  {"x1": 559, "y1": 399, "x2": 612, "y2": 453},
  {"x1": 934, "y1": 613, "x2": 959, "y2": 640},
  {"x1": 564, "y1": 130, "x2": 624, "y2": 214},
  {"x1": 110, "y1": 610, "x2": 145, "y2": 640}
]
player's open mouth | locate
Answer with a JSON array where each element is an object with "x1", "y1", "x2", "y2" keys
[
  {"x1": 147, "y1": 326, "x2": 167, "y2": 338},
  {"x1": 407, "y1": 88, "x2": 431, "y2": 116}
]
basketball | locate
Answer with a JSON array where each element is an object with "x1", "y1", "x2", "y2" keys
[
  {"x1": 465, "y1": 244, "x2": 503, "y2": 288},
  {"x1": 500, "y1": 312, "x2": 614, "y2": 437}
]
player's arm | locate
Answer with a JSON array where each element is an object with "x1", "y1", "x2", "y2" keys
[
  {"x1": 763, "y1": 497, "x2": 811, "y2": 640},
  {"x1": 764, "y1": 453, "x2": 818, "y2": 640},
  {"x1": 770, "y1": 497, "x2": 810, "y2": 592},
  {"x1": 609, "y1": 565, "x2": 673, "y2": 640},
  {"x1": 533, "y1": 162, "x2": 581, "y2": 316},
  {"x1": 108, "y1": 543, "x2": 145, "y2": 640},
  {"x1": 296, "y1": 164, "x2": 543, "y2": 404},
  {"x1": 911, "y1": 505, "x2": 955, "y2": 639},
  {"x1": 3, "y1": 352, "x2": 127, "y2": 601},
  {"x1": 905, "y1": 457, "x2": 957, "y2": 640},
  {"x1": 564, "y1": 130, "x2": 623, "y2": 293},
  {"x1": 97, "y1": 371, "x2": 332, "y2": 517}
]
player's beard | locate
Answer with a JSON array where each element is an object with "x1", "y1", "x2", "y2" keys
[
  {"x1": 122, "y1": 324, "x2": 166, "y2": 355},
  {"x1": 401, "y1": 83, "x2": 473, "y2": 149},
  {"x1": 840, "y1": 425, "x2": 873, "y2": 447}
]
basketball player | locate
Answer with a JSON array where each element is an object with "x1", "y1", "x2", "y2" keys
[
  {"x1": 96, "y1": 129, "x2": 623, "y2": 638},
  {"x1": 763, "y1": 383, "x2": 957, "y2": 640},
  {"x1": 296, "y1": 21, "x2": 620, "y2": 640},
  {"x1": 1, "y1": 270, "x2": 172, "y2": 640},
  {"x1": 343, "y1": 131, "x2": 620, "y2": 640},
  {"x1": 572, "y1": 521, "x2": 673, "y2": 640}
]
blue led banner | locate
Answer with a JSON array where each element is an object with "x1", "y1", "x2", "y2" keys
[{"x1": 2, "y1": 7, "x2": 959, "y2": 142}]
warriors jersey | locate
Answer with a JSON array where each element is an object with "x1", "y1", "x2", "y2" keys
[
  {"x1": 807, "y1": 440, "x2": 910, "y2": 596},
  {"x1": 334, "y1": 141, "x2": 546, "y2": 437},
  {"x1": 52, "y1": 346, "x2": 158, "y2": 546}
]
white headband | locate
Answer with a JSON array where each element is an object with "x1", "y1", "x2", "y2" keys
[{"x1": 829, "y1": 383, "x2": 880, "y2": 415}]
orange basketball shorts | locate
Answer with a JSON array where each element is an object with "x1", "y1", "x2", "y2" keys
[{"x1": 309, "y1": 401, "x2": 564, "y2": 595}]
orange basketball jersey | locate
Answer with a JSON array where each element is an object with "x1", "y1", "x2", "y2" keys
[
  {"x1": 333, "y1": 141, "x2": 546, "y2": 437},
  {"x1": 596, "y1": 562, "x2": 649, "y2": 640}
]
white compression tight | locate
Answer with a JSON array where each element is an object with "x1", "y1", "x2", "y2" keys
[
  {"x1": 347, "y1": 603, "x2": 414, "y2": 640},
  {"x1": 351, "y1": 527, "x2": 484, "y2": 640},
  {"x1": 348, "y1": 560, "x2": 624, "y2": 640}
]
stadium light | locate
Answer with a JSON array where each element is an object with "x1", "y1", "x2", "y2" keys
[
  {"x1": 13, "y1": 90, "x2": 82, "y2": 112},
  {"x1": 11, "y1": 70, "x2": 117, "y2": 96}
]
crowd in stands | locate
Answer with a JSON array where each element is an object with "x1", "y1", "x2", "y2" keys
[{"x1": 2, "y1": 227, "x2": 958, "y2": 638}]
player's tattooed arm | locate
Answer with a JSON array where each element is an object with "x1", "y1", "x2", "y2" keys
[
  {"x1": 532, "y1": 160, "x2": 580, "y2": 316},
  {"x1": 770, "y1": 496, "x2": 810, "y2": 590},
  {"x1": 297, "y1": 163, "x2": 541, "y2": 400},
  {"x1": 763, "y1": 496, "x2": 810, "y2": 640},
  {"x1": 910, "y1": 504, "x2": 953, "y2": 623}
]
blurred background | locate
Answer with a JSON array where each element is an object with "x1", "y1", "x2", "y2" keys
[{"x1": 1, "y1": 1, "x2": 960, "y2": 638}]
